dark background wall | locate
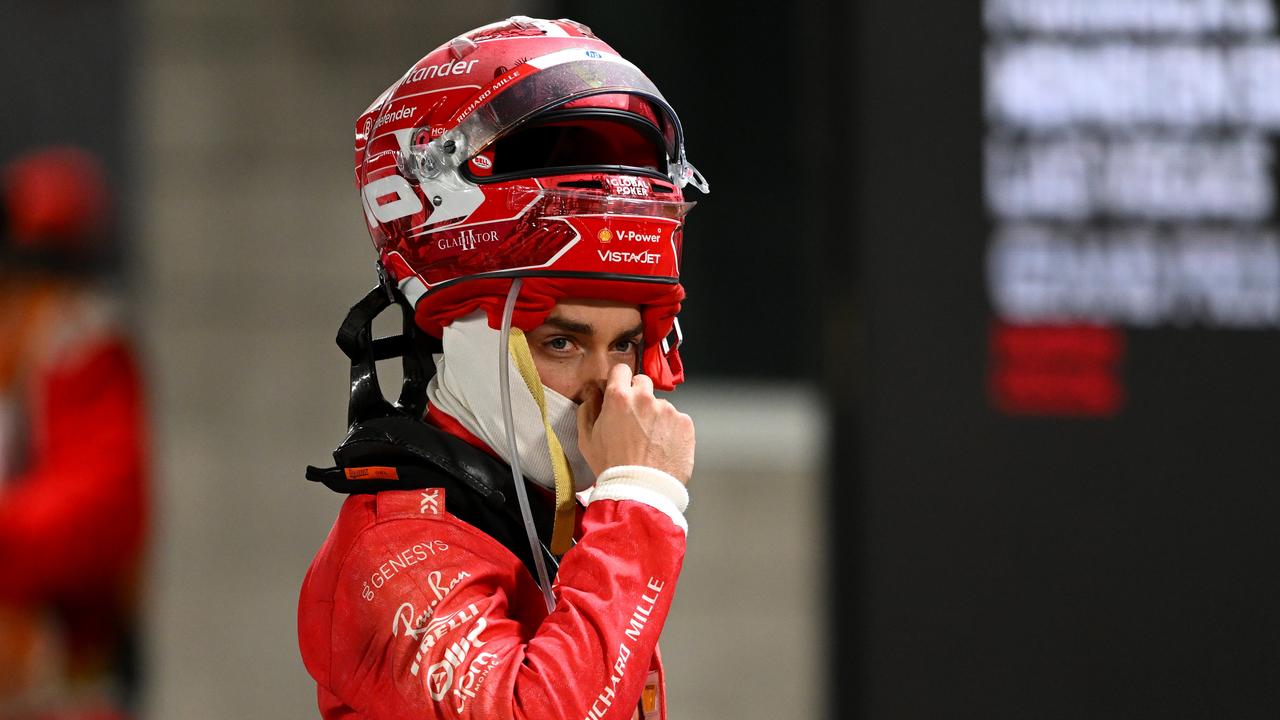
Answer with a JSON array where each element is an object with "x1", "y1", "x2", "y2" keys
[
  {"x1": 839, "y1": 2, "x2": 1280, "y2": 718},
  {"x1": 0, "y1": 1, "x2": 132, "y2": 273},
  {"x1": 0, "y1": 4, "x2": 128, "y2": 165}
]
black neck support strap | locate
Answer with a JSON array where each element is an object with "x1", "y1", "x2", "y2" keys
[
  {"x1": 304, "y1": 282, "x2": 559, "y2": 580},
  {"x1": 336, "y1": 282, "x2": 435, "y2": 427},
  {"x1": 305, "y1": 281, "x2": 470, "y2": 496}
]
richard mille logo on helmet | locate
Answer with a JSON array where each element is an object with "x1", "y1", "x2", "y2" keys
[{"x1": 437, "y1": 228, "x2": 499, "y2": 252}]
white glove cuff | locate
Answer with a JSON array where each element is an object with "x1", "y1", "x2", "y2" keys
[{"x1": 590, "y1": 465, "x2": 689, "y2": 534}]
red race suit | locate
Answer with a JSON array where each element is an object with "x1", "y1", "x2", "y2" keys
[{"x1": 298, "y1": 411, "x2": 690, "y2": 720}]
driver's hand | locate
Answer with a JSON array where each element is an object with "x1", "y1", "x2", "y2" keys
[{"x1": 576, "y1": 363, "x2": 695, "y2": 486}]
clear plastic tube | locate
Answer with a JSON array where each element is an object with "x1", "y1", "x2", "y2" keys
[{"x1": 498, "y1": 278, "x2": 557, "y2": 612}]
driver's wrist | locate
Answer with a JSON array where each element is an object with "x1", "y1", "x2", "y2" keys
[{"x1": 590, "y1": 465, "x2": 690, "y2": 533}]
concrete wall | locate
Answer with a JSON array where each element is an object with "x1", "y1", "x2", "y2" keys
[{"x1": 135, "y1": 3, "x2": 823, "y2": 717}]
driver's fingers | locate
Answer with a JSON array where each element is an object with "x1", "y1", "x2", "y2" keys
[
  {"x1": 577, "y1": 382, "x2": 604, "y2": 439},
  {"x1": 631, "y1": 372, "x2": 654, "y2": 396},
  {"x1": 606, "y1": 361, "x2": 634, "y2": 392}
]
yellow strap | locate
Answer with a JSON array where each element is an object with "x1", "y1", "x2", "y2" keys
[{"x1": 507, "y1": 328, "x2": 577, "y2": 556}]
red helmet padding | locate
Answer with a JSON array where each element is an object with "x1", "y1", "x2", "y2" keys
[{"x1": 413, "y1": 276, "x2": 685, "y2": 390}]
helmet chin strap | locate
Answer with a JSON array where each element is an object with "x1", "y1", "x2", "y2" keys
[{"x1": 498, "y1": 279, "x2": 571, "y2": 612}]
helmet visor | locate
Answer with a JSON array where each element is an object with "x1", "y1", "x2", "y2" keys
[
  {"x1": 436, "y1": 49, "x2": 686, "y2": 172},
  {"x1": 471, "y1": 108, "x2": 669, "y2": 182},
  {"x1": 505, "y1": 185, "x2": 694, "y2": 220}
]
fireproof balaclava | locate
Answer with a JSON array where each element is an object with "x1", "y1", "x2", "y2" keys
[{"x1": 426, "y1": 311, "x2": 597, "y2": 492}]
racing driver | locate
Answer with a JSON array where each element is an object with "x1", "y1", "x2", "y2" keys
[
  {"x1": 298, "y1": 16, "x2": 709, "y2": 719},
  {"x1": 0, "y1": 146, "x2": 148, "y2": 720}
]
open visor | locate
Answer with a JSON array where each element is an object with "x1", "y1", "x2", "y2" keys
[
  {"x1": 386, "y1": 185, "x2": 695, "y2": 292},
  {"x1": 403, "y1": 49, "x2": 706, "y2": 191},
  {"x1": 506, "y1": 185, "x2": 694, "y2": 220}
]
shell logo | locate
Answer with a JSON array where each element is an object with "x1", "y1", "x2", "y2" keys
[{"x1": 597, "y1": 228, "x2": 613, "y2": 244}]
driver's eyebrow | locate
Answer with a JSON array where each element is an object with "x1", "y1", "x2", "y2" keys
[
  {"x1": 613, "y1": 323, "x2": 645, "y2": 342},
  {"x1": 544, "y1": 317, "x2": 594, "y2": 335}
]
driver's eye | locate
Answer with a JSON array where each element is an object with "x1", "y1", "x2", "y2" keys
[{"x1": 547, "y1": 337, "x2": 571, "y2": 351}]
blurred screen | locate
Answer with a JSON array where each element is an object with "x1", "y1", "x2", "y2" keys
[
  {"x1": 984, "y1": 0, "x2": 1280, "y2": 415},
  {"x1": 840, "y1": 2, "x2": 1280, "y2": 717}
]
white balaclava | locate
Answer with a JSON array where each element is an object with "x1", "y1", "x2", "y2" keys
[{"x1": 426, "y1": 310, "x2": 597, "y2": 492}]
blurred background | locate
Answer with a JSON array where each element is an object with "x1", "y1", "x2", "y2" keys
[{"x1": 2, "y1": 0, "x2": 1280, "y2": 718}]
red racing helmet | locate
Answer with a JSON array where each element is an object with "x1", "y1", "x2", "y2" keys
[
  {"x1": 354, "y1": 16, "x2": 708, "y2": 390},
  {"x1": 2, "y1": 146, "x2": 110, "y2": 259}
]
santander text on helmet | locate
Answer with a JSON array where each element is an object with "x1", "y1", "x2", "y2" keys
[
  {"x1": 406, "y1": 59, "x2": 480, "y2": 85},
  {"x1": 374, "y1": 106, "x2": 417, "y2": 131}
]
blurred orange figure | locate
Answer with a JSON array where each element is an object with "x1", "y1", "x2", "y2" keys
[{"x1": 0, "y1": 147, "x2": 147, "y2": 720}]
